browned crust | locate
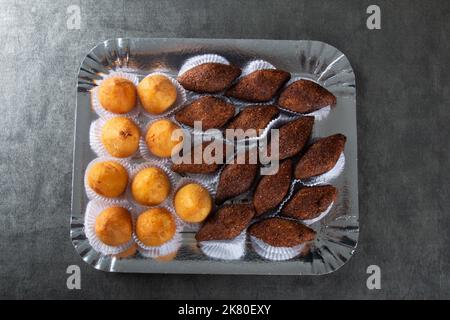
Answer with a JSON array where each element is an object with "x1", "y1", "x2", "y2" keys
[
  {"x1": 253, "y1": 159, "x2": 292, "y2": 216},
  {"x1": 294, "y1": 134, "x2": 346, "y2": 179},
  {"x1": 282, "y1": 185, "x2": 337, "y2": 220},
  {"x1": 225, "y1": 69, "x2": 291, "y2": 102},
  {"x1": 175, "y1": 96, "x2": 235, "y2": 130},
  {"x1": 278, "y1": 79, "x2": 336, "y2": 113},
  {"x1": 195, "y1": 204, "x2": 255, "y2": 241},
  {"x1": 249, "y1": 217, "x2": 316, "y2": 247},
  {"x1": 215, "y1": 156, "x2": 259, "y2": 204},
  {"x1": 177, "y1": 63, "x2": 241, "y2": 93},
  {"x1": 226, "y1": 105, "x2": 279, "y2": 136},
  {"x1": 268, "y1": 116, "x2": 314, "y2": 160}
]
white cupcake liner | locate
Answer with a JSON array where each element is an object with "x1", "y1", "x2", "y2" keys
[
  {"x1": 139, "y1": 118, "x2": 188, "y2": 163},
  {"x1": 84, "y1": 200, "x2": 135, "y2": 256},
  {"x1": 89, "y1": 117, "x2": 141, "y2": 160},
  {"x1": 138, "y1": 72, "x2": 187, "y2": 119},
  {"x1": 298, "y1": 152, "x2": 345, "y2": 186},
  {"x1": 141, "y1": 241, "x2": 182, "y2": 259},
  {"x1": 250, "y1": 236, "x2": 307, "y2": 261},
  {"x1": 178, "y1": 54, "x2": 230, "y2": 76},
  {"x1": 133, "y1": 205, "x2": 183, "y2": 258},
  {"x1": 128, "y1": 161, "x2": 177, "y2": 209},
  {"x1": 171, "y1": 177, "x2": 216, "y2": 231},
  {"x1": 84, "y1": 157, "x2": 133, "y2": 204},
  {"x1": 91, "y1": 71, "x2": 140, "y2": 120},
  {"x1": 278, "y1": 76, "x2": 333, "y2": 121},
  {"x1": 240, "y1": 60, "x2": 275, "y2": 77},
  {"x1": 199, "y1": 231, "x2": 246, "y2": 260},
  {"x1": 301, "y1": 201, "x2": 334, "y2": 225}
]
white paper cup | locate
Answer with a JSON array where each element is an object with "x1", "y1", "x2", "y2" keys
[
  {"x1": 198, "y1": 231, "x2": 247, "y2": 260},
  {"x1": 178, "y1": 54, "x2": 230, "y2": 76},
  {"x1": 250, "y1": 236, "x2": 307, "y2": 261}
]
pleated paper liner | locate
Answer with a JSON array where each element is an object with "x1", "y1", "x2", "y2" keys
[
  {"x1": 250, "y1": 235, "x2": 309, "y2": 261},
  {"x1": 178, "y1": 54, "x2": 230, "y2": 77},
  {"x1": 198, "y1": 231, "x2": 247, "y2": 260}
]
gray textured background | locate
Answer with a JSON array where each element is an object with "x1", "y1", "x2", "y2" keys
[{"x1": 0, "y1": 0, "x2": 449, "y2": 299}]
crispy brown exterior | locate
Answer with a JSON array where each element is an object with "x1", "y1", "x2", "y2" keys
[
  {"x1": 278, "y1": 79, "x2": 336, "y2": 113},
  {"x1": 195, "y1": 204, "x2": 255, "y2": 241},
  {"x1": 225, "y1": 69, "x2": 291, "y2": 102},
  {"x1": 294, "y1": 134, "x2": 346, "y2": 179},
  {"x1": 253, "y1": 159, "x2": 292, "y2": 216},
  {"x1": 215, "y1": 158, "x2": 259, "y2": 204},
  {"x1": 175, "y1": 96, "x2": 235, "y2": 130},
  {"x1": 268, "y1": 116, "x2": 314, "y2": 160},
  {"x1": 226, "y1": 105, "x2": 279, "y2": 136},
  {"x1": 249, "y1": 217, "x2": 316, "y2": 247},
  {"x1": 177, "y1": 63, "x2": 241, "y2": 93},
  {"x1": 282, "y1": 185, "x2": 337, "y2": 220}
]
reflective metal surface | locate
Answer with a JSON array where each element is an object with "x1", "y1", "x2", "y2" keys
[{"x1": 72, "y1": 38, "x2": 357, "y2": 274}]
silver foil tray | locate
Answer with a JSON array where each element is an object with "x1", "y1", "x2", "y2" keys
[{"x1": 72, "y1": 38, "x2": 358, "y2": 275}]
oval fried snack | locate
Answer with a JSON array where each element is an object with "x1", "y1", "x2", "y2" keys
[
  {"x1": 278, "y1": 79, "x2": 336, "y2": 113},
  {"x1": 282, "y1": 185, "x2": 337, "y2": 220},
  {"x1": 253, "y1": 159, "x2": 292, "y2": 216},
  {"x1": 225, "y1": 69, "x2": 291, "y2": 102},
  {"x1": 294, "y1": 133, "x2": 346, "y2": 180},
  {"x1": 267, "y1": 116, "x2": 314, "y2": 160},
  {"x1": 175, "y1": 96, "x2": 235, "y2": 130},
  {"x1": 215, "y1": 152, "x2": 259, "y2": 204},
  {"x1": 177, "y1": 63, "x2": 241, "y2": 93},
  {"x1": 195, "y1": 204, "x2": 255, "y2": 241},
  {"x1": 226, "y1": 105, "x2": 279, "y2": 137},
  {"x1": 249, "y1": 217, "x2": 315, "y2": 247}
]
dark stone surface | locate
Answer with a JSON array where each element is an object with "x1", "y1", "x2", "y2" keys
[{"x1": 0, "y1": 0, "x2": 449, "y2": 299}]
